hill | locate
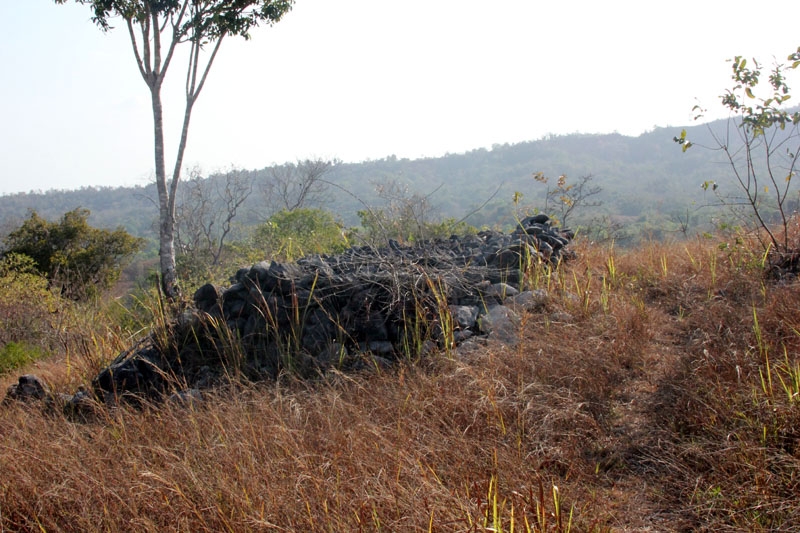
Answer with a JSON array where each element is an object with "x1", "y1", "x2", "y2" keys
[{"x1": 0, "y1": 115, "x2": 772, "y2": 245}]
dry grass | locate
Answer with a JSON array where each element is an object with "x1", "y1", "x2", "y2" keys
[{"x1": 2, "y1": 234, "x2": 800, "y2": 532}]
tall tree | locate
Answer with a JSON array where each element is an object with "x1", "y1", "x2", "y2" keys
[{"x1": 55, "y1": 0, "x2": 294, "y2": 299}]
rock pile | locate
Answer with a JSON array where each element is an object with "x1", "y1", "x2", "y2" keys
[
  {"x1": 6, "y1": 215, "x2": 575, "y2": 408},
  {"x1": 2, "y1": 374, "x2": 97, "y2": 418}
]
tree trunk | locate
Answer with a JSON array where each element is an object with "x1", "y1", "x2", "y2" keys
[
  {"x1": 151, "y1": 86, "x2": 180, "y2": 300},
  {"x1": 143, "y1": 15, "x2": 224, "y2": 302}
]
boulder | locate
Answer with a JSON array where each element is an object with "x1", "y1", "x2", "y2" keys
[{"x1": 3, "y1": 374, "x2": 51, "y2": 405}]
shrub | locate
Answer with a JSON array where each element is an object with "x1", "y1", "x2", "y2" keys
[
  {"x1": 0, "y1": 342, "x2": 46, "y2": 375},
  {"x1": 252, "y1": 208, "x2": 349, "y2": 261},
  {"x1": 0, "y1": 254, "x2": 61, "y2": 351},
  {"x1": 2, "y1": 208, "x2": 143, "y2": 300}
]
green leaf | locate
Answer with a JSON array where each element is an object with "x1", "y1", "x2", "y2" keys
[{"x1": 745, "y1": 87, "x2": 755, "y2": 98}]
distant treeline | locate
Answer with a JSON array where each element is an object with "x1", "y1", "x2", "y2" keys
[{"x1": 2, "y1": 114, "x2": 795, "y2": 247}]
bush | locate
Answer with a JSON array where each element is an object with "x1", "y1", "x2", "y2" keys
[
  {"x1": 2, "y1": 208, "x2": 143, "y2": 300},
  {"x1": 253, "y1": 208, "x2": 349, "y2": 261},
  {"x1": 0, "y1": 342, "x2": 46, "y2": 375},
  {"x1": 0, "y1": 254, "x2": 61, "y2": 351},
  {"x1": 357, "y1": 209, "x2": 477, "y2": 245}
]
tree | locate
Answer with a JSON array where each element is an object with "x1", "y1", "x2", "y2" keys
[
  {"x1": 675, "y1": 47, "x2": 800, "y2": 260},
  {"x1": 533, "y1": 172, "x2": 602, "y2": 228},
  {"x1": 356, "y1": 180, "x2": 476, "y2": 245},
  {"x1": 2, "y1": 209, "x2": 143, "y2": 300},
  {"x1": 175, "y1": 167, "x2": 253, "y2": 266},
  {"x1": 55, "y1": 0, "x2": 295, "y2": 300},
  {"x1": 262, "y1": 158, "x2": 340, "y2": 214}
]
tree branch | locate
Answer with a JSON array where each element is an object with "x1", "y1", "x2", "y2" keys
[
  {"x1": 191, "y1": 34, "x2": 226, "y2": 103},
  {"x1": 125, "y1": 18, "x2": 148, "y2": 82},
  {"x1": 151, "y1": 9, "x2": 162, "y2": 79},
  {"x1": 160, "y1": 0, "x2": 190, "y2": 80}
]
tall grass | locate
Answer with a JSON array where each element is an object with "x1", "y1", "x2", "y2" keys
[{"x1": 3, "y1": 232, "x2": 800, "y2": 531}]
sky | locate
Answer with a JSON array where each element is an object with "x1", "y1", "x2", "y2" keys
[{"x1": 1, "y1": 0, "x2": 799, "y2": 195}]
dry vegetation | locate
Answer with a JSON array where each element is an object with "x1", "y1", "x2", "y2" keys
[{"x1": 2, "y1": 232, "x2": 800, "y2": 532}]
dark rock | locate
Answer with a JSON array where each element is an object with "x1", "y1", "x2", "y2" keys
[
  {"x1": 538, "y1": 232, "x2": 568, "y2": 249},
  {"x1": 194, "y1": 283, "x2": 221, "y2": 314},
  {"x1": 450, "y1": 305, "x2": 480, "y2": 329},
  {"x1": 453, "y1": 329, "x2": 474, "y2": 343},
  {"x1": 92, "y1": 340, "x2": 166, "y2": 404},
  {"x1": 247, "y1": 261, "x2": 272, "y2": 283},
  {"x1": 534, "y1": 239, "x2": 554, "y2": 259},
  {"x1": 62, "y1": 388, "x2": 102, "y2": 421},
  {"x1": 365, "y1": 340, "x2": 395, "y2": 356},
  {"x1": 3, "y1": 374, "x2": 51, "y2": 405},
  {"x1": 232, "y1": 267, "x2": 250, "y2": 283},
  {"x1": 521, "y1": 214, "x2": 550, "y2": 226},
  {"x1": 84, "y1": 215, "x2": 576, "y2": 403},
  {"x1": 550, "y1": 311, "x2": 574, "y2": 323},
  {"x1": 489, "y1": 282, "x2": 519, "y2": 301},
  {"x1": 267, "y1": 262, "x2": 306, "y2": 291},
  {"x1": 317, "y1": 343, "x2": 347, "y2": 369},
  {"x1": 509, "y1": 289, "x2": 549, "y2": 312}
]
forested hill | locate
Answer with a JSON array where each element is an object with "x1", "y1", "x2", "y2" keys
[
  {"x1": 0, "y1": 116, "x2": 770, "y2": 241},
  {"x1": 324, "y1": 124, "x2": 722, "y2": 228}
]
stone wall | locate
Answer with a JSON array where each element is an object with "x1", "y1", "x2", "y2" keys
[{"x1": 6, "y1": 215, "x2": 575, "y2": 408}]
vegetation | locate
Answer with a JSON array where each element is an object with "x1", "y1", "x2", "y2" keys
[
  {"x1": 0, "y1": 254, "x2": 59, "y2": 353},
  {"x1": 55, "y1": 0, "x2": 295, "y2": 299},
  {"x1": 533, "y1": 172, "x2": 602, "y2": 228},
  {"x1": 0, "y1": 342, "x2": 46, "y2": 376},
  {"x1": 1, "y1": 113, "x2": 777, "y2": 248},
  {"x1": 1, "y1": 106, "x2": 799, "y2": 531},
  {"x1": 3, "y1": 37, "x2": 800, "y2": 532},
  {"x1": 2, "y1": 208, "x2": 142, "y2": 300},
  {"x1": 676, "y1": 47, "x2": 800, "y2": 272},
  {"x1": 253, "y1": 207, "x2": 350, "y2": 261},
  {"x1": 0, "y1": 254, "x2": 138, "y2": 380},
  {"x1": 175, "y1": 167, "x2": 254, "y2": 268},
  {"x1": 357, "y1": 179, "x2": 478, "y2": 245},
  {"x1": 262, "y1": 158, "x2": 340, "y2": 213},
  {"x1": 2, "y1": 226, "x2": 800, "y2": 530}
]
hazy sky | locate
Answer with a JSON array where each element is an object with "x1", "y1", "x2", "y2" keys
[{"x1": 1, "y1": 0, "x2": 799, "y2": 195}]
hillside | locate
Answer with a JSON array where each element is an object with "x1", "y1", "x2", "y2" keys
[
  {"x1": 0, "y1": 115, "x2": 770, "y2": 244},
  {"x1": 2, "y1": 233, "x2": 798, "y2": 531}
]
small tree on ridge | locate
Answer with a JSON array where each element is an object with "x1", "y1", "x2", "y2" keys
[{"x1": 675, "y1": 47, "x2": 800, "y2": 264}]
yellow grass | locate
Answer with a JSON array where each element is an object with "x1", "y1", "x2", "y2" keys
[{"x1": 2, "y1": 234, "x2": 799, "y2": 532}]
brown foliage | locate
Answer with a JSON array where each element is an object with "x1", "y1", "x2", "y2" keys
[{"x1": 2, "y1": 234, "x2": 800, "y2": 531}]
